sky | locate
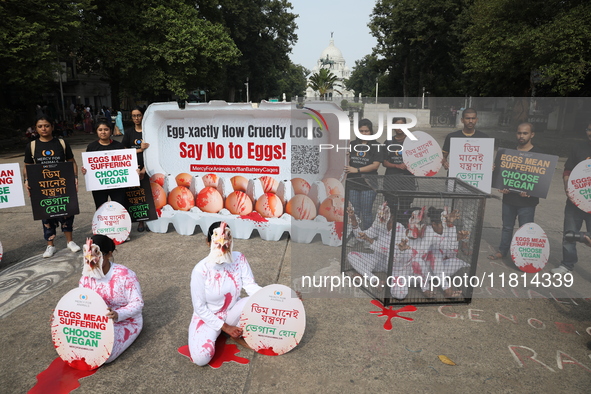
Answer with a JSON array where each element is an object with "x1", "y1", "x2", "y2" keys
[{"x1": 289, "y1": 0, "x2": 378, "y2": 74}]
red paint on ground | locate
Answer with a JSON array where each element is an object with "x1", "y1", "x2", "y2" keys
[
  {"x1": 256, "y1": 346, "x2": 279, "y2": 356},
  {"x1": 369, "y1": 300, "x2": 417, "y2": 330},
  {"x1": 28, "y1": 357, "x2": 98, "y2": 394},
  {"x1": 239, "y1": 212, "x2": 268, "y2": 222},
  {"x1": 177, "y1": 336, "x2": 250, "y2": 368},
  {"x1": 208, "y1": 335, "x2": 250, "y2": 368}
]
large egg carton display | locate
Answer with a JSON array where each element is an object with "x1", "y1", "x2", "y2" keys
[{"x1": 143, "y1": 101, "x2": 348, "y2": 245}]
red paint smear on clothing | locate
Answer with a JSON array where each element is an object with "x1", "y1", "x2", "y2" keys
[
  {"x1": 256, "y1": 346, "x2": 279, "y2": 356},
  {"x1": 28, "y1": 357, "x2": 98, "y2": 394},
  {"x1": 239, "y1": 212, "x2": 268, "y2": 222},
  {"x1": 219, "y1": 292, "x2": 232, "y2": 314},
  {"x1": 369, "y1": 300, "x2": 417, "y2": 330},
  {"x1": 333, "y1": 221, "x2": 344, "y2": 240}
]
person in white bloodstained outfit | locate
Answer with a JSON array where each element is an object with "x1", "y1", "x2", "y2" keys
[
  {"x1": 188, "y1": 222, "x2": 262, "y2": 366},
  {"x1": 79, "y1": 234, "x2": 143, "y2": 363},
  {"x1": 409, "y1": 207, "x2": 470, "y2": 298},
  {"x1": 346, "y1": 202, "x2": 414, "y2": 299}
]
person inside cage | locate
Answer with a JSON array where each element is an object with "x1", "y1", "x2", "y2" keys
[
  {"x1": 346, "y1": 202, "x2": 414, "y2": 299},
  {"x1": 408, "y1": 206, "x2": 470, "y2": 298}
]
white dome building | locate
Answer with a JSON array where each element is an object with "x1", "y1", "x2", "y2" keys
[{"x1": 305, "y1": 36, "x2": 354, "y2": 101}]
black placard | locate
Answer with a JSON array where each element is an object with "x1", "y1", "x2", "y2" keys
[
  {"x1": 27, "y1": 162, "x2": 79, "y2": 220},
  {"x1": 124, "y1": 176, "x2": 157, "y2": 222},
  {"x1": 492, "y1": 148, "x2": 558, "y2": 199}
]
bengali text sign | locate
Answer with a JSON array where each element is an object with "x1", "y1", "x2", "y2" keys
[
  {"x1": 449, "y1": 138, "x2": 494, "y2": 193},
  {"x1": 26, "y1": 162, "x2": 79, "y2": 220}
]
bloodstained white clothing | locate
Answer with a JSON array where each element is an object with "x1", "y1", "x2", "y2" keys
[
  {"x1": 188, "y1": 251, "x2": 261, "y2": 366},
  {"x1": 79, "y1": 263, "x2": 143, "y2": 363}
]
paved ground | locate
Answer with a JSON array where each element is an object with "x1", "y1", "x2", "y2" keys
[{"x1": 1, "y1": 127, "x2": 591, "y2": 393}]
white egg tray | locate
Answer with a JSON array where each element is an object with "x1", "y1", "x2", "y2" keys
[{"x1": 146, "y1": 174, "x2": 343, "y2": 246}]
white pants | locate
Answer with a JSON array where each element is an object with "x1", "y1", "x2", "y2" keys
[{"x1": 188, "y1": 297, "x2": 249, "y2": 366}]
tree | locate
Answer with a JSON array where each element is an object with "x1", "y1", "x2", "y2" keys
[
  {"x1": 462, "y1": 0, "x2": 591, "y2": 96},
  {"x1": 369, "y1": 0, "x2": 465, "y2": 97},
  {"x1": 345, "y1": 55, "x2": 382, "y2": 97},
  {"x1": 0, "y1": 0, "x2": 92, "y2": 131},
  {"x1": 275, "y1": 62, "x2": 309, "y2": 100},
  {"x1": 195, "y1": 0, "x2": 298, "y2": 101},
  {"x1": 308, "y1": 68, "x2": 341, "y2": 100}
]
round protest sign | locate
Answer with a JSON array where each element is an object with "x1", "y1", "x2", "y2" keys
[
  {"x1": 52, "y1": 288, "x2": 114, "y2": 370},
  {"x1": 240, "y1": 284, "x2": 305, "y2": 356},
  {"x1": 92, "y1": 201, "x2": 131, "y2": 245},
  {"x1": 510, "y1": 222, "x2": 549, "y2": 273},
  {"x1": 566, "y1": 159, "x2": 591, "y2": 213},
  {"x1": 402, "y1": 131, "x2": 443, "y2": 176}
]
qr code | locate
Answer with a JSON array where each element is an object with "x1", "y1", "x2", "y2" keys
[{"x1": 292, "y1": 145, "x2": 319, "y2": 174}]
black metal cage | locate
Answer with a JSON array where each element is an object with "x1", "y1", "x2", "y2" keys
[{"x1": 341, "y1": 175, "x2": 488, "y2": 305}]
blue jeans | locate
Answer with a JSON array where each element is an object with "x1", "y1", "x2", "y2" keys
[
  {"x1": 349, "y1": 189, "x2": 377, "y2": 231},
  {"x1": 562, "y1": 199, "x2": 591, "y2": 270},
  {"x1": 499, "y1": 203, "x2": 536, "y2": 256}
]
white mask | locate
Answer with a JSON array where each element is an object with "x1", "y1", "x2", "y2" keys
[
  {"x1": 82, "y1": 238, "x2": 106, "y2": 279},
  {"x1": 207, "y1": 222, "x2": 233, "y2": 265}
]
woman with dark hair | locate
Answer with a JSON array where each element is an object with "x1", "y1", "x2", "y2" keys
[
  {"x1": 80, "y1": 234, "x2": 143, "y2": 363},
  {"x1": 122, "y1": 106, "x2": 150, "y2": 231},
  {"x1": 188, "y1": 222, "x2": 262, "y2": 366},
  {"x1": 81, "y1": 121, "x2": 127, "y2": 209},
  {"x1": 23, "y1": 116, "x2": 80, "y2": 258}
]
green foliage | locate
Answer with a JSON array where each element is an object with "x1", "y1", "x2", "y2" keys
[
  {"x1": 463, "y1": 0, "x2": 591, "y2": 96},
  {"x1": 308, "y1": 68, "x2": 341, "y2": 99},
  {"x1": 346, "y1": 55, "x2": 382, "y2": 97},
  {"x1": 275, "y1": 63, "x2": 309, "y2": 100}
]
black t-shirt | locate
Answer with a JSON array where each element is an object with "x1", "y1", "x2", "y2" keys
[
  {"x1": 24, "y1": 138, "x2": 74, "y2": 164},
  {"x1": 564, "y1": 141, "x2": 591, "y2": 172},
  {"x1": 502, "y1": 145, "x2": 543, "y2": 207},
  {"x1": 442, "y1": 129, "x2": 490, "y2": 154},
  {"x1": 122, "y1": 128, "x2": 144, "y2": 169},
  {"x1": 86, "y1": 139, "x2": 126, "y2": 152},
  {"x1": 348, "y1": 139, "x2": 382, "y2": 190},
  {"x1": 384, "y1": 138, "x2": 412, "y2": 176}
]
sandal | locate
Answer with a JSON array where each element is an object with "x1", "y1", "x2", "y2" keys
[
  {"x1": 138, "y1": 222, "x2": 145, "y2": 232},
  {"x1": 487, "y1": 252, "x2": 504, "y2": 260}
]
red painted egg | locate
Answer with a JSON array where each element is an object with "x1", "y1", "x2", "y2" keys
[
  {"x1": 323, "y1": 178, "x2": 344, "y2": 196},
  {"x1": 319, "y1": 194, "x2": 344, "y2": 222},
  {"x1": 196, "y1": 187, "x2": 224, "y2": 213},
  {"x1": 175, "y1": 173, "x2": 193, "y2": 188},
  {"x1": 202, "y1": 173, "x2": 219, "y2": 188},
  {"x1": 150, "y1": 173, "x2": 165, "y2": 187},
  {"x1": 150, "y1": 182, "x2": 167, "y2": 210},
  {"x1": 168, "y1": 186, "x2": 195, "y2": 211},
  {"x1": 225, "y1": 191, "x2": 253, "y2": 215},
  {"x1": 231, "y1": 175, "x2": 249, "y2": 192},
  {"x1": 255, "y1": 193, "x2": 283, "y2": 218},
  {"x1": 286, "y1": 195, "x2": 317, "y2": 220},
  {"x1": 259, "y1": 176, "x2": 279, "y2": 193},
  {"x1": 291, "y1": 178, "x2": 311, "y2": 195}
]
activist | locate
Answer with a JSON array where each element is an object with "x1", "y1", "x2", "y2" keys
[
  {"x1": 442, "y1": 108, "x2": 489, "y2": 170},
  {"x1": 188, "y1": 222, "x2": 262, "y2": 366},
  {"x1": 489, "y1": 123, "x2": 542, "y2": 260},
  {"x1": 23, "y1": 116, "x2": 81, "y2": 258},
  {"x1": 80, "y1": 234, "x2": 143, "y2": 363},
  {"x1": 383, "y1": 117, "x2": 415, "y2": 226},
  {"x1": 344, "y1": 118, "x2": 382, "y2": 230},
  {"x1": 122, "y1": 107, "x2": 150, "y2": 232},
  {"x1": 346, "y1": 202, "x2": 413, "y2": 299},
  {"x1": 552, "y1": 121, "x2": 591, "y2": 274},
  {"x1": 81, "y1": 121, "x2": 128, "y2": 209}
]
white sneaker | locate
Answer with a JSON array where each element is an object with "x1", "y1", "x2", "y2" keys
[
  {"x1": 550, "y1": 265, "x2": 572, "y2": 274},
  {"x1": 67, "y1": 241, "x2": 81, "y2": 252},
  {"x1": 43, "y1": 245, "x2": 56, "y2": 258}
]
